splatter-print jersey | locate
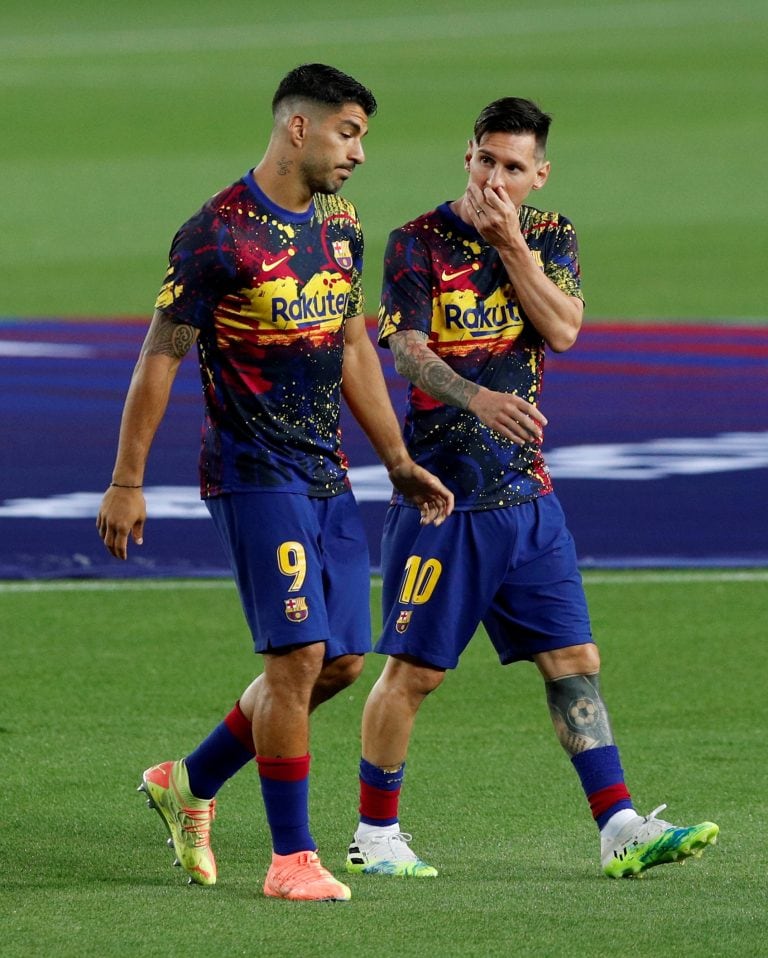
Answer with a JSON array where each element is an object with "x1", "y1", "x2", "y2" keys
[
  {"x1": 155, "y1": 172, "x2": 365, "y2": 498},
  {"x1": 378, "y1": 201, "x2": 582, "y2": 510}
]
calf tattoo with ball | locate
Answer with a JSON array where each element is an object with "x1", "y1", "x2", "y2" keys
[{"x1": 545, "y1": 673, "x2": 615, "y2": 755}]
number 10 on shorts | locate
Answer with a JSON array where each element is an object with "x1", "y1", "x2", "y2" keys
[{"x1": 399, "y1": 555, "x2": 443, "y2": 605}]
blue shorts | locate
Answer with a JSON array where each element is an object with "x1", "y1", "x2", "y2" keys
[
  {"x1": 206, "y1": 491, "x2": 372, "y2": 659},
  {"x1": 377, "y1": 493, "x2": 592, "y2": 669}
]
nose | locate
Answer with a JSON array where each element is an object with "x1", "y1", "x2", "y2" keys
[
  {"x1": 485, "y1": 165, "x2": 499, "y2": 187},
  {"x1": 350, "y1": 139, "x2": 365, "y2": 165}
]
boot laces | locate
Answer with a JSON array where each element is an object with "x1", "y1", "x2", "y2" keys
[{"x1": 180, "y1": 799, "x2": 216, "y2": 848}]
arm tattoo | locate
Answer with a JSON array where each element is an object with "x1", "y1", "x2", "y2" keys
[
  {"x1": 390, "y1": 331, "x2": 479, "y2": 410},
  {"x1": 143, "y1": 314, "x2": 197, "y2": 360}
]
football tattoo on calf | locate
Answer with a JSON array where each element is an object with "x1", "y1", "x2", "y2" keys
[{"x1": 545, "y1": 673, "x2": 615, "y2": 756}]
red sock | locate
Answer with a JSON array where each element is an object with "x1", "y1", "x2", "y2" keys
[{"x1": 358, "y1": 758, "x2": 403, "y2": 826}]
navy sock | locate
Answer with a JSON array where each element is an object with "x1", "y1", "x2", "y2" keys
[
  {"x1": 257, "y1": 754, "x2": 315, "y2": 855},
  {"x1": 185, "y1": 702, "x2": 255, "y2": 800},
  {"x1": 571, "y1": 745, "x2": 634, "y2": 829}
]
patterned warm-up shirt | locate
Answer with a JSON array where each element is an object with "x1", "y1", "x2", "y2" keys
[
  {"x1": 378, "y1": 201, "x2": 582, "y2": 510},
  {"x1": 155, "y1": 171, "x2": 365, "y2": 498}
]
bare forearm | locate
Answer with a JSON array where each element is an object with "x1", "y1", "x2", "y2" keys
[
  {"x1": 498, "y1": 239, "x2": 583, "y2": 352},
  {"x1": 342, "y1": 319, "x2": 455, "y2": 523},
  {"x1": 111, "y1": 310, "x2": 196, "y2": 483},
  {"x1": 390, "y1": 330, "x2": 479, "y2": 409},
  {"x1": 111, "y1": 361, "x2": 174, "y2": 483},
  {"x1": 342, "y1": 327, "x2": 410, "y2": 469},
  {"x1": 389, "y1": 328, "x2": 546, "y2": 444},
  {"x1": 464, "y1": 183, "x2": 583, "y2": 353}
]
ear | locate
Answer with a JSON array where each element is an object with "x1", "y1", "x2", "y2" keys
[
  {"x1": 287, "y1": 113, "x2": 309, "y2": 148},
  {"x1": 463, "y1": 138, "x2": 474, "y2": 171},
  {"x1": 531, "y1": 160, "x2": 551, "y2": 191}
]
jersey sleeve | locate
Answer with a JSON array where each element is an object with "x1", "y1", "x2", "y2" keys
[
  {"x1": 154, "y1": 206, "x2": 237, "y2": 328},
  {"x1": 377, "y1": 229, "x2": 434, "y2": 346},
  {"x1": 346, "y1": 224, "x2": 365, "y2": 319},
  {"x1": 542, "y1": 214, "x2": 583, "y2": 301}
]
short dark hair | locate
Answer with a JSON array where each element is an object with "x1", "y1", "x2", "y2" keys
[
  {"x1": 473, "y1": 97, "x2": 551, "y2": 158},
  {"x1": 272, "y1": 63, "x2": 377, "y2": 117}
]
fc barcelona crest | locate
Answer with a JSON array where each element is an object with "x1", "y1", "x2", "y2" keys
[
  {"x1": 284, "y1": 597, "x2": 309, "y2": 623},
  {"x1": 395, "y1": 610, "x2": 412, "y2": 634},
  {"x1": 332, "y1": 240, "x2": 353, "y2": 271}
]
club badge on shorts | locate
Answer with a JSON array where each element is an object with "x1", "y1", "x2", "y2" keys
[
  {"x1": 395, "y1": 610, "x2": 412, "y2": 633},
  {"x1": 332, "y1": 240, "x2": 353, "y2": 271},
  {"x1": 284, "y1": 597, "x2": 309, "y2": 623}
]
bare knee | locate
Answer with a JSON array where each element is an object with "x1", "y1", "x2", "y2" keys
[
  {"x1": 320, "y1": 653, "x2": 364, "y2": 691},
  {"x1": 262, "y1": 643, "x2": 326, "y2": 706},
  {"x1": 379, "y1": 655, "x2": 446, "y2": 703},
  {"x1": 310, "y1": 653, "x2": 364, "y2": 710},
  {"x1": 361, "y1": 656, "x2": 445, "y2": 767},
  {"x1": 535, "y1": 642, "x2": 601, "y2": 681}
]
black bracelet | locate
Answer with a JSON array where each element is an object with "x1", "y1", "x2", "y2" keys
[{"x1": 110, "y1": 482, "x2": 143, "y2": 489}]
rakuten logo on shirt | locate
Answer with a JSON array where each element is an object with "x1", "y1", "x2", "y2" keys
[
  {"x1": 272, "y1": 290, "x2": 350, "y2": 325},
  {"x1": 443, "y1": 300, "x2": 523, "y2": 338}
]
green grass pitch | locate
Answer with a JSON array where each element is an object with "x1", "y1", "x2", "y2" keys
[
  {"x1": 3, "y1": 572, "x2": 767, "y2": 957},
  {"x1": 1, "y1": 0, "x2": 766, "y2": 320},
  {"x1": 2, "y1": 2, "x2": 767, "y2": 955}
]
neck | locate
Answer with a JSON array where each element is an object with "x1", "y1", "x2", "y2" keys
[
  {"x1": 251, "y1": 159, "x2": 313, "y2": 213},
  {"x1": 450, "y1": 195, "x2": 473, "y2": 224}
]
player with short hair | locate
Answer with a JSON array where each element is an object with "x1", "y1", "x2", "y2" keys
[
  {"x1": 96, "y1": 62, "x2": 453, "y2": 902},
  {"x1": 345, "y1": 96, "x2": 719, "y2": 880}
]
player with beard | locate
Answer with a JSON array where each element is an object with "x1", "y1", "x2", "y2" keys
[
  {"x1": 346, "y1": 96, "x2": 718, "y2": 881},
  {"x1": 97, "y1": 63, "x2": 453, "y2": 902}
]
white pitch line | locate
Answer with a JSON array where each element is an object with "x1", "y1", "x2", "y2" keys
[
  {"x1": 0, "y1": 570, "x2": 766, "y2": 594},
  {"x1": 581, "y1": 570, "x2": 768, "y2": 585},
  {"x1": 0, "y1": 579, "x2": 235, "y2": 593}
]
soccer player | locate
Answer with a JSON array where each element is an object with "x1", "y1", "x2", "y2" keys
[
  {"x1": 96, "y1": 63, "x2": 453, "y2": 902},
  {"x1": 345, "y1": 96, "x2": 719, "y2": 880}
]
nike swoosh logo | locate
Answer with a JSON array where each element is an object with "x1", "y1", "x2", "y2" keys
[
  {"x1": 441, "y1": 265, "x2": 476, "y2": 282},
  {"x1": 262, "y1": 254, "x2": 291, "y2": 273}
]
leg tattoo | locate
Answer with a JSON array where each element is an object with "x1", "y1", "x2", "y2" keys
[{"x1": 545, "y1": 673, "x2": 615, "y2": 756}]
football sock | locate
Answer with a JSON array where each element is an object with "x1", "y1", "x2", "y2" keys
[
  {"x1": 358, "y1": 757, "x2": 404, "y2": 827},
  {"x1": 184, "y1": 700, "x2": 256, "y2": 800},
  {"x1": 257, "y1": 753, "x2": 315, "y2": 855},
  {"x1": 571, "y1": 745, "x2": 634, "y2": 830}
]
